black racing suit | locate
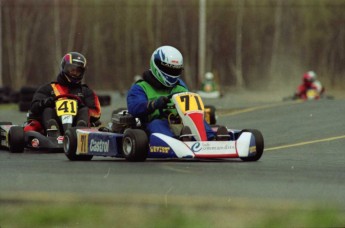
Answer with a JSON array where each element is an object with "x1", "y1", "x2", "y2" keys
[{"x1": 29, "y1": 73, "x2": 101, "y2": 133}]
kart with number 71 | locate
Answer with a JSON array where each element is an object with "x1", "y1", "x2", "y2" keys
[{"x1": 63, "y1": 91, "x2": 264, "y2": 162}]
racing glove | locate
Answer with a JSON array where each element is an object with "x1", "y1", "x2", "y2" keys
[
  {"x1": 39, "y1": 97, "x2": 55, "y2": 108},
  {"x1": 147, "y1": 96, "x2": 169, "y2": 112}
]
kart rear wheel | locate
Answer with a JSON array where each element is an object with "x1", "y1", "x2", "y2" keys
[
  {"x1": 240, "y1": 129, "x2": 264, "y2": 162},
  {"x1": 8, "y1": 126, "x2": 25, "y2": 153},
  {"x1": 122, "y1": 129, "x2": 148, "y2": 161},
  {"x1": 64, "y1": 127, "x2": 93, "y2": 161},
  {"x1": 204, "y1": 105, "x2": 217, "y2": 125}
]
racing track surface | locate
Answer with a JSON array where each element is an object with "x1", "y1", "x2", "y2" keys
[{"x1": 1, "y1": 93, "x2": 345, "y2": 211}]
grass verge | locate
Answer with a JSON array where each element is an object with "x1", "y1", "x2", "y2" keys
[{"x1": 0, "y1": 192, "x2": 344, "y2": 227}]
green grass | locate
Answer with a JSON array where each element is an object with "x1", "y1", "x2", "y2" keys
[
  {"x1": 0, "y1": 203, "x2": 210, "y2": 228},
  {"x1": 1, "y1": 193, "x2": 344, "y2": 228},
  {"x1": 0, "y1": 103, "x2": 17, "y2": 110}
]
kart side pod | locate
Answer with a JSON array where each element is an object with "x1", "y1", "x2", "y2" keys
[{"x1": 238, "y1": 129, "x2": 264, "y2": 162}]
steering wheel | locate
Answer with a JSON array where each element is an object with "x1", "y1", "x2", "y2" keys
[{"x1": 55, "y1": 94, "x2": 84, "y2": 106}]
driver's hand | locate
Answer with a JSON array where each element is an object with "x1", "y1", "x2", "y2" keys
[
  {"x1": 148, "y1": 96, "x2": 169, "y2": 111},
  {"x1": 40, "y1": 97, "x2": 55, "y2": 108},
  {"x1": 154, "y1": 96, "x2": 169, "y2": 109}
]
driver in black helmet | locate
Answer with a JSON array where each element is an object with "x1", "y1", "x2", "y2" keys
[{"x1": 24, "y1": 52, "x2": 101, "y2": 135}]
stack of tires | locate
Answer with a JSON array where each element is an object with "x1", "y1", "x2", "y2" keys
[
  {"x1": 1, "y1": 86, "x2": 111, "y2": 111},
  {"x1": 98, "y1": 95, "x2": 111, "y2": 106},
  {"x1": 0, "y1": 86, "x2": 20, "y2": 104},
  {"x1": 18, "y1": 86, "x2": 37, "y2": 112},
  {"x1": 0, "y1": 87, "x2": 12, "y2": 104}
]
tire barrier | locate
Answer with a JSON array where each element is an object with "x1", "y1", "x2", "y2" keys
[
  {"x1": 0, "y1": 87, "x2": 20, "y2": 104},
  {"x1": 18, "y1": 86, "x2": 37, "y2": 112},
  {"x1": 98, "y1": 95, "x2": 111, "y2": 106},
  {"x1": 0, "y1": 86, "x2": 112, "y2": 111}
]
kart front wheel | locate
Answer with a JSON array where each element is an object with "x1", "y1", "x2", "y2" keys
[
  {"x1": 8, "y1": 126, "x2": 25, "y2": 153},
  {"x1": 240, "y1": 129, "x2": 264, "y2": 162},
  {"x1": 122, "y1": 129, "x2": 148, "y2": 161},
  {"x1": 64, "y1": 127, "x2": 93, "y2": 161}
]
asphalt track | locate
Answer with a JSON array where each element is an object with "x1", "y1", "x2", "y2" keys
[{"x1": 1, "y1": 93, "x2": 345, "y2": 210}]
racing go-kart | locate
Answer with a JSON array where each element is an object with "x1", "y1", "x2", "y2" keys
[
  {"x1": 1, "y1": 94, "x2": 84, "y2": 153},
  {"x1": 63, "y1": 92, "x2": 264, "y2": 162},
  {"x1": 283, "y1": 88, "x2": 334, "y2": 101}
]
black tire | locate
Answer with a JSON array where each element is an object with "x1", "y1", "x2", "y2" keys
[
  {"x1": 98, "y1": 95, "x2": 111, "y2": 106},
  {"x1": 122, "y1": 129, "x2": 148, "y2": 161},
  {"x1": 9, "y1": 91, "x2": 20, "y2": 103},
  {"x1": 19, "y1": 86, "x2": 37, "y2": 102},
  {"x1": 240, "y1": 129, "x2": 264, "y2": 162},
  {"x1": 64, "y1": 127, "x2": 93, "y2": 161},
  {"x1": 19, "y1": 94, "x2": 34, "y2": 102},
  {"x1": 19, "y1": 101, "x2": 31, "y2": 112},
  {"x1": 0, "y1": 86, "x2": 11, "y2": 94},
  {"x1": 8, "y1": 126, "x2": 25, "y2": 153},
  {"x1": 0, "y1": 87, "x2": 12, "y2": 104},
  {"x1": 19, "y1": 86, "x2": 37, "y2": 94},
  {"x1": 204, "y1": 105, "x2": 217, "y2": 125}
]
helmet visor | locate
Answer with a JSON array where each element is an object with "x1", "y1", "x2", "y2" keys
[
  {"x1": 64, "y1": 64, "x2": 84, "y2": 79},
  {"x1": 162, "y1": 72, "x2": 179, "y2": 86},
  {"x1": 155, "y1": 59, "x2": 183, "y2": 76}
]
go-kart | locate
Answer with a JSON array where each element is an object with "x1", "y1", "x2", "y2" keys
[
  {"x1": 63, "y1": 92, "x2": 264, "y2": 162},
  {"x1": 0, "y1": 122, "x2": 15, "y2": 150},
  {"x1": 111, "y1": 103, "x2": 217, "y2": 127},
  {"x1": 1, "y1": 94, "x2": 84, "y2": 153},
  {"x1": 283, "y1": 88, "x2": 334, "y2": 101}
]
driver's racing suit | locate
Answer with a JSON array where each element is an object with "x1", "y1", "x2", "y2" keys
[{"x1": 24, "y1": 73, "x2": 101, "y2": 133}]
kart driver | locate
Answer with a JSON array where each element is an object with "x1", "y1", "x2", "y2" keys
[
  {"x1": 127, "y1": 45, "x2": 216, "y2": 140},
  {"x1": 294, "y1": 71, "x2": 325, "y2": 100},
  {"x1": 201, "y1": 72, "x2": 218, "y2": 93},
  {"x1": 24, "y1": 52, "x2": 101, "y2": 135}
]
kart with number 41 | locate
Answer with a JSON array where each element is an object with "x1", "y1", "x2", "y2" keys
[{"x1": 1, "y1": 94, "x2": 85, "y2": 153}]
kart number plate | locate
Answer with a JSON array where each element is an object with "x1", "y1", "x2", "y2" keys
[
  {"x1": 61, "y1": 115, "x2": 73, "y2": 124},
  {"x1": 56, "y1": 99, "x2": 78, "y2": 116},
  {"x1": 306, "y1": 89, "x2": 318, "y2": 99},
  {"x1": 173, "y1": 92, "x2": 204, "y2": 115}
]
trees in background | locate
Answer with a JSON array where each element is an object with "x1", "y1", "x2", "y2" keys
[{"x1": 1, "y1": 0, "x2": 344, "y2": 91}]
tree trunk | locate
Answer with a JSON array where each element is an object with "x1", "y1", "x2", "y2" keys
[
  {"x1": 269, "y1": 0, "x2": 282, "y2": 88},
  {"x1": 53, "y1": 0, "x2": 62, "y2": 71},
  {"x1": 67, "y1": 0, "x2": 78, "y2": 52},
  {"x1": 234, "y1": 0, "x2": 244, "y2": 88}
]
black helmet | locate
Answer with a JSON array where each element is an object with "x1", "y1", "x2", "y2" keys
[{"x1": 60, "y1": 52, "x2": 87, "y2": 84}]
